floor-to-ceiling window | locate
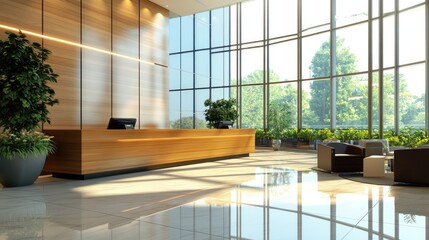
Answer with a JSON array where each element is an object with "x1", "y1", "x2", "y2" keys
[{"x1": 169, "y1": 0, "x2": 427, "y2": 135}]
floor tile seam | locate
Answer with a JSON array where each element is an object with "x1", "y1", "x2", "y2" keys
[
  {"x1": 136, "y1": 183, "x2": 238, "y2": 218},
  {"x1": 341, "y1": 201, "x2": 398, "y2": 240},
  {"x1": 137, "y1": 219, "x2": 229, "y2": 239},
  {"x1": 156, "y1": 170, "x2": 259, "y2": 188},
  {"x1": 135, "y1": 178, "x2": 259, "y2": 218},
  {"x1": 41, "y1": 200, "x2": 144, "y2": 226}
]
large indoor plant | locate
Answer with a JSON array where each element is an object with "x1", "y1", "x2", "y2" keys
[
  {"x1": 0, "y1": 31, "x2": 58, "y2": 187},
  {"x1": 268, "y1": 101, "x2": 292, "y2": 150},
  {"x1": 204, "y1": 98, "x2": 239, "y2": 129}
]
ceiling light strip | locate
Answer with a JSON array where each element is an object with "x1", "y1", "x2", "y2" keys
[{"x1": 0, "y1": 23, "x2": 163, "y2": 67}]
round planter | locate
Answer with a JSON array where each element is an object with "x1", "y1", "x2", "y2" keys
[
  {"x1": 0, "y1": 153, "x2": 46, "y2": 187},
  {"x1": 272, "y1": 139, "x2": 282, "y2": 151}
]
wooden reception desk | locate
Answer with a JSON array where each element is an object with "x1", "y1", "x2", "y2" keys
[{"x1": 43, "y1": 129, "x2": 255, "y2": 179}]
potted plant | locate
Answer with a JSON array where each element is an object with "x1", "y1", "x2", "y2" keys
[
  {"x1": 0, "y1": 31, "x2": 58, "y2": 187},
  {"x1": 204, "y1": 98, "x2": 238, "y2": 129},
  {"x1": 268, "y1": 101, "x2": 292, "y2": 150}
]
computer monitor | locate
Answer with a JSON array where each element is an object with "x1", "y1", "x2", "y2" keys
[
  {"x1": 107, "y1": 118, "x2": 136, "y2": 129},
  {"x1": 218, "y1": 121, "x2": 233, "y2": 129}
]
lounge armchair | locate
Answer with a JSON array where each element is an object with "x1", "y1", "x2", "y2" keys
[
  {"x1": 359, "y1": 140, "x2": 384, "y2": 157},
  {"x1": 394, "y1": 148, "x2": 429, "y2": 185},
  {"x1": 317, "y1": 142, "x2": 365, "y2": 172}
]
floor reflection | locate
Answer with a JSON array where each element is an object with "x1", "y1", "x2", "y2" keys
[
  {"x1": 1, "y1": 150, "x2": 429, "y2": 239},
  {"x1": 140, "y1": 167, "x2": 429, "y2": 240}
]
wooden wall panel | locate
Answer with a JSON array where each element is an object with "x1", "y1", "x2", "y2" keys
[
  {"x1": 81, "y1": 0, "x2": 112, "y2": 129},
  {"x1": 140, "y1": 0, "x2": 169, "y2": 65},
  {"x1": 140, "y1": 63, "x2": 169, "y2": 128},
  {"x1": 43, "y1": 0, "x2": 81, "y2": 129},
  {"x1": 0, "y1": 0, "x2": 42, "y2": 34},
  {"x1": 1, "y1": 0, "x2": 170, "y2": 131},
  {"x1": 112, "y1": 0, "x2": 140, "y2": 123},
  {"x1": 0, "y1": 0, "x2": 42, "y2": 46},
  {"x1": 140, "y1": 0, "x2": 169, "y2": 128}
]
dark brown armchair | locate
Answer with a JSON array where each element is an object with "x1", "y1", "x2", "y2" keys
[
  {"x1": 394, "y1": 148, "x2": 429, "y2": 185},
  {"x1": 317, "y1": 142, "x2": 365, "y2": 172}
]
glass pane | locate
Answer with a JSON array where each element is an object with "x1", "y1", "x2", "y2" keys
[
  {"x1": 302, "y1": 79, "x2": 331, "y2": 128},
  {"x1": 169, "y1": 17, "x2": 180, "y2": 53},
  {"x1": 230, "y1": 51, "x2": 238, "y2": 86},
  {"x1": 399, "y1": 64, "x2": 425, "y2": 129},
  {"x1": 230, "y1": 5, "x2": 238, "y2": 45},
  {"x1": 242, "y1": 47, "x2": 264, "y2": 84},
  {"x1": 372, "y1": 19, "x2": 379, "y2": 70},
  {"x1": 169, "y1": 54, "x2": 180, "y2": 90},
  {"x1": 399, "y1": 6, "x2": 425, "y2": 65},
  {"x1": 335, "y1": 0, "x2": 368, "y2": 28},
  {"x1": 371, "y1": 71, "x2": 380, "y2": 132},
  {"x1": 384, "y1": 0, "x2": 395, "y2": 14},
  {"x1": 195, "y1": 89, "x2": 209, "y2": 128},
  {"x1": 181, "y1": 90, "x2": 194, "y2": 129},
  {"x1": 212, "y1": 8, "x2": 226, "y2": 48},
  {"x1": 223, "y1": 7, "x2": 230, "y2": 47},
  {"x1": 195, "y1": 50, "x2": 209, "y2": 88},
  {"x1": 383, "y1": 15, "x2": 395, "y2": 68},
  {"x1": 181, "y1": 53, "x2": 194, "y2": 89},
  {"x1": 335, "y1": 23, "x2": 368, "y2": 74},
  {"x1": 269, "y1": 83, "x2": 297, "y2": 128},
  {"x1": 242, "y1": 85, "x2": 263, "y2": 128},
  {"x1": 302, "y1": 0, "x2": 330, "y2": 35},
  {"x1": 212, "y1": 52, "x2": 225, "y2": 87},
  {"x1": 181, "y1": 15, "x2": 194, "y2": 52},
  {"x1": 383, "y1": 69, "x2": 395, "y2": 131},
  {"x1": 269, "y1": 40, "x2": 298, "y2": 82},
  {"x1": 334, "y1": 74, "x2": 368, "y2": 129},
  {"x1": 373, "y1": 0, "x2": 379, "y2": 18},
  {"x1": 212, "y1": 88, "x2": 225, "y2": 101},
  {"x1": 302, "y1": 32, "x2": 330, "y2": 79},
  {"x1": 241, "y1": 0, "x2": 264, "y2": 43},
  {"x1": 169, "y1": 91, "x2": 180, "y2": 128},
  {"x1": 399, "y1": 0, "x2": 425, "y2": 10},
  {"x1": 269, "y1": 0, "x2": 298, "y2": 38},
  {"x1": 195, "y1": 12, "x2": 210, "y2": 50},
  {"x1": 223, "y1": 51, "x2": 230, "y2": 86}
]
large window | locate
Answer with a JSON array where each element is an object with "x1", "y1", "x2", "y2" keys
[{"x1": 169, "y1": 0, "x2": 427, "y2": 134}]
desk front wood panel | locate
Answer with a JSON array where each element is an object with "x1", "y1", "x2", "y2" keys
[{"x1": 45, "y1": 129, "x2": 255, "y2": 176}]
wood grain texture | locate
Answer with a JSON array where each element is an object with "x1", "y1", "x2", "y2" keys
[
  {"x1": 44, "y1": 129, "x2": 255, "y2": 176},
  {"x1": 81, "y1": 0, "x2": 112, "y2": 129},
  {"x1": 139, "y1": 0, "x2": 170, "y2": 128},
  {"x1": 0, "y1": 0, "x2": 42, "y2": 34},
  {"x1": 112, "y1": 0, "x2": 140, "y2": 122},
  {"x1": 43, "y1": 0, "x2": 81, "y2": 129},
  {"x1": 44, "y1": 130, "x2": 82, "y2": 174}
]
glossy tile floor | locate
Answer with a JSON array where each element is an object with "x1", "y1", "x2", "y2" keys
[{"x1": 1, "y1": 148, "x2": 429, "y2": 240}]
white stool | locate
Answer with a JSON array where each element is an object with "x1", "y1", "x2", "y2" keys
[{"x1": 363, "y1": 155, "x2": 385, "y2": 177}]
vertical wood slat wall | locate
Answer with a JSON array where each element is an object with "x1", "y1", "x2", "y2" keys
[{"x1": 0, "y1": 0, "x2": 169, "y2": 130}]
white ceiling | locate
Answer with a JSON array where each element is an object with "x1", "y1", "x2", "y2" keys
[{"x1": 149, "y1": 0, "x2": 250, "y2": 17}]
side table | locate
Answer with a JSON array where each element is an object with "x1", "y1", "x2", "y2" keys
[{"x1": 363, "y1": 155, "x2": 385, "y2": 177}]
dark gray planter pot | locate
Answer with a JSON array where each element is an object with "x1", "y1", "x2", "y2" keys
[{"x1": 0, "y1": 153, "x2": 46, "y2": 187}]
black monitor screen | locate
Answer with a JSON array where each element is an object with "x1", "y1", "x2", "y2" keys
[
  {"x1": 218, "y1": 121, "x2": 233, "y2": 129},
  {"x1": 107, "y1": 118, "x2": 136, "y2": 129}
]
